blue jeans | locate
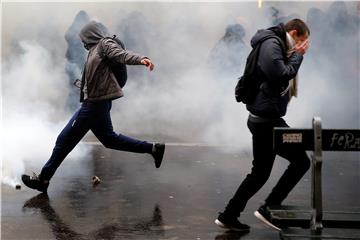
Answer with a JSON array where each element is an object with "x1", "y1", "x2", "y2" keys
[{"x1": 40, "y1": 100, "x2": 153, "y2": 181}]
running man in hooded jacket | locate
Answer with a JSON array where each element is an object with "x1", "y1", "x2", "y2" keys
[{"x1": 22, "y1": 21, "x2": 165, "y2": 192}]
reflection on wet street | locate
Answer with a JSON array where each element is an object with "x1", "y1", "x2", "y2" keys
[
  {"x1": 22, "y1": 193, "x2": 166, "y2": 240},
  {"x1": 2, "y1": 144, "x2": 359, "y2": 239}
]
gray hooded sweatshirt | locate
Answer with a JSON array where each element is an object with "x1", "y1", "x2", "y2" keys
[{"x1": 79, "y1": 21, "x2": 146, "y2": 102}]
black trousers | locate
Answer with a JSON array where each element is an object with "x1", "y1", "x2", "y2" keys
[{"x1": 224, "y1": 116, "x2": 310, "y2": 218}]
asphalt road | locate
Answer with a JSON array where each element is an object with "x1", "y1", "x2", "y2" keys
[{"x1": 2, "y1": 142, "x2": 359, "y2": 240}]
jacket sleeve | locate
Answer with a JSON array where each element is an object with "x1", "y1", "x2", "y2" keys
[
  {"x1": 100, "y1": 39, "x2": 147, "y2": 65},
  {"x1": 258, "y1": 38, "x2": 303, "y2": 84}
]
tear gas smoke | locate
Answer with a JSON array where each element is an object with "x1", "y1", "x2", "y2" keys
[
  {"x1": 2, "y1": 40, "x2": 92, "y2": 187},
  {"x1": 2, "y1": 2, "x2": 359, "y2": 188}
]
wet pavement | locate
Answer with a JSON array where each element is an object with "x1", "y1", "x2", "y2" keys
[{"x1": 2, "y1": 141, "x2": 360, "y2": 240}]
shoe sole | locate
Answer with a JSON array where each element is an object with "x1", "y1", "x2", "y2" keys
[
  {"x1": 214, "y1": 219, "x2": 250, "y2": 232},
  {"x1": 254, "y1": 211, "x2": 281, "y2": 231}
]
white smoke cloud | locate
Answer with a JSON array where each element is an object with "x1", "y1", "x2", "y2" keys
[
  {"x1": 2, "y1": 41, "x2": 92, "y2": 187},
  {"x1": 1, "y1": 1, "x2": 359, "y2": 187}
]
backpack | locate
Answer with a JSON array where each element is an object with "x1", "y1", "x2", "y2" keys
[
  {"x1": 235, "y1": 35, "x2": 284, "y2": 103},
  {"x1": 97, "y1": 35, "x2": 128, "y2": 88}
]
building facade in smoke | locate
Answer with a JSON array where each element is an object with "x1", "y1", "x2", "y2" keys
[
  {"x1": 208, "y1": 23, "x2": 249, "y2": 78},
  {"x1": 64, "y1": 10, "x2": 90, "y2": 111}
]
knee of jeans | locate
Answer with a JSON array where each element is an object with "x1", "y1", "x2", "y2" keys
[
  {"x1": 55, "y1": 134, "x2": 66, "y2": 145},
  {"x1": 99, "y1": 135, "x2": 118, "y2": 149},
  {"x1": 54, "y1": 138, "x2": 67, "y2": 150},
  {"x1": 248, "y1": 168, "x2": 272, "y2": 184}
]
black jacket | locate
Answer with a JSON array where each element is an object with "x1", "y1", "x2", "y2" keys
[{"x1": 246, "y1": 24, "x2": 303, "y2": 118}]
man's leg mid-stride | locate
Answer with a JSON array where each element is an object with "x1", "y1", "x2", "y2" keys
[
  {"x1": 215, "y1": 119, "x2": 276, "y2": 232},
  {"x1": 22, "y1": 107, "x2": 91, "y2": 192},
  {"x1": 253, "y1": 120, "x2": 310, "y2": 230},
  {"x1": 90, "y1": 101, "x2": 165, "y2": 168}
]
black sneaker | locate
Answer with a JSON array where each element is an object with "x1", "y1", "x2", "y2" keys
[
  {"x1": 254, "y1": 205, "x2": 281, "y2": 231},
  {"x1": 21, "y1": 173, "x2": 49, "y2": 193},
  {"x1": 215, "y1": 212, "x2": 250, "y2": 232},
  {"x1": 152, "y1": 143, "x2": 165, "y2": 168}
]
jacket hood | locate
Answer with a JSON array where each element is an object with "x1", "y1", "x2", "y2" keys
[
  {"x1": 79, "y1": 21, "x2": 109, "y2": 48},
  {"x1": 225, "y1": 24, "x2": 245, "y2": 39},
  {"x1": 250, "y1": 23, "x2": 287, "y2": 48}
]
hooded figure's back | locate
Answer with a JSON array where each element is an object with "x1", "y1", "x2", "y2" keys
[
  {"x1": 208, "y1": 23, "x2": 249, "y2": 77},
  {"x1": 64, "y1": 11, "x2": 90, "y2": 111},
  {"x1": 65, "y1": 11, "x2": 90, "y2": 65}
]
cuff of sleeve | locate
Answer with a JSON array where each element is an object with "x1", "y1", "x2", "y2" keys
[{"x1": 139, "y1": 56, "x2": 149, "y2": 65}]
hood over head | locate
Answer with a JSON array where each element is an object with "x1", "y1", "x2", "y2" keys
[
  {"x1": 225, "y1": 24, "x2": 245, "y2": 39},
  {"x1": 250, "y1": 23, "x2": 287, "y2": 48},
  {"x1": 79, "y1": 20, "x2": 110, "y2": 48}
]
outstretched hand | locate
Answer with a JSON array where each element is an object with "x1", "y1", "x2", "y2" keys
[{"x1": 141, "y1": 58, "x2": 155, "y2": 71}]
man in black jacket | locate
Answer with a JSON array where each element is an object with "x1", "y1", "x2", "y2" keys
[
  {"x1": 215, "y1": 19, "x2": 310, "y2": 232},
  {"x1": 22, "y1": 21, "x2": 165, "y2": 193}
]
